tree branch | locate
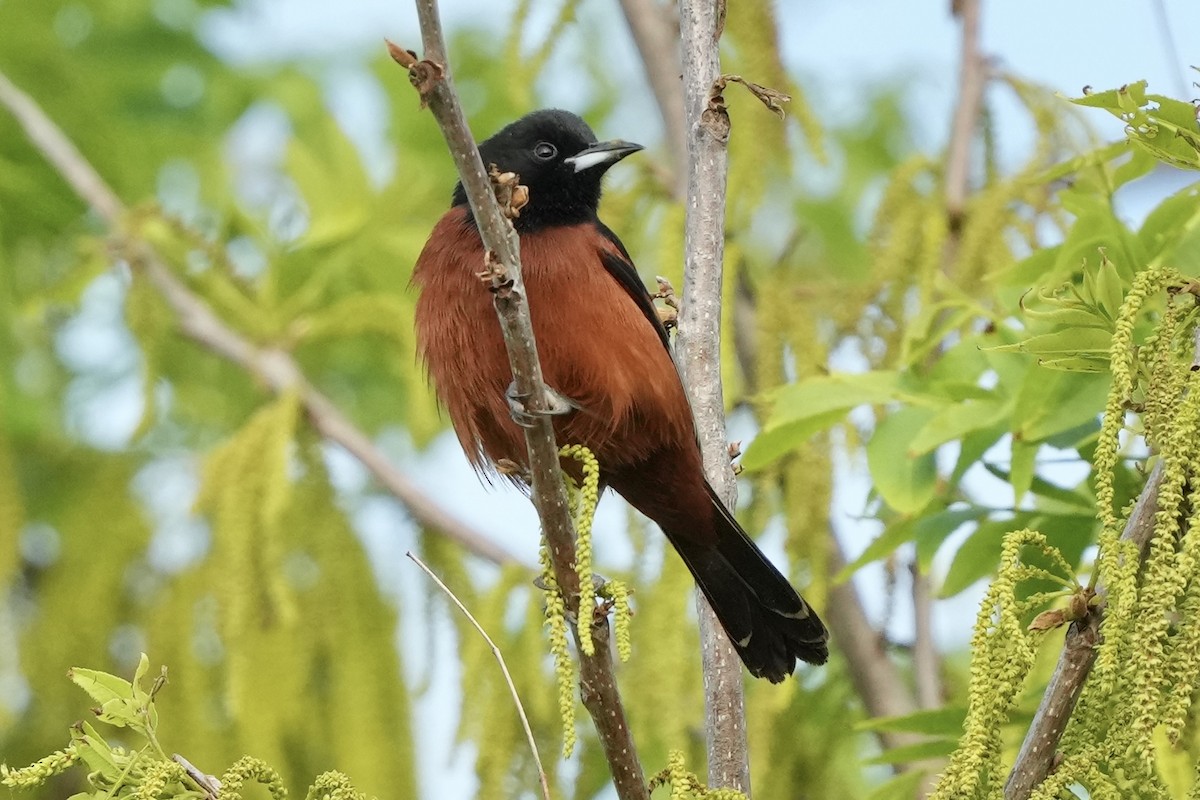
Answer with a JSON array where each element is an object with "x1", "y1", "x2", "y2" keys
[
  {"x1": 0, "y1": 68, "x2": 516, "y2": 568},
  {"x1": 615, "y1": 0, "x2": 687, "y2": 199},
  {"x1": 910, "y1": 563, "x2": 941, "y2": 710},
  {"x1": 675, "y1": 0, "x2": 751, "y2": 793},
  {"x1": 943, "y1": 0, "x2": 986, "y2": 225},
  {"x1": 1003, "y1": 461, "x2": 1164, "y2": 800},
  {"x1": 395, "y1": 3, "x2": 649, "y2": 797}
]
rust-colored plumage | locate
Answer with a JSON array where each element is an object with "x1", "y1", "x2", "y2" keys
[{"x1": 412, "y1": 109, "x2": 828, "y2": 681}]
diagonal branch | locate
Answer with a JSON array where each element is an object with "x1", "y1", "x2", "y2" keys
[
  {"x1": 1003, "y1": 461, "x2": 1164, "y2": 800},
  {"x1": 395, "y1": 2, "x2": 649, "y2": 797},
  {"x1": 0, "y1": 69, "x2": 518, "y2": 568}
]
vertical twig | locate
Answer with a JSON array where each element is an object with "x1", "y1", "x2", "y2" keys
[
  {"x1": 675, "y1": 0, "x2": 750, "y2": 793},
  {"x1": 943, "y1": 0, "x2": 986, "y2": 226},
  {"x1": 397, "y1": 4, "x2": 650, "y2": 797},
  {"x1": 911, "y1": 563, "x2": 941, "y2": 710}
]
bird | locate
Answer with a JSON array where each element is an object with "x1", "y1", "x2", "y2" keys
[{"x1": 411, "y1": 108, "x2": 828, "y2": 682}]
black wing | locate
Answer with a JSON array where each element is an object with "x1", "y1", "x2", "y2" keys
[{"x1": 592, "y1": 220, "x2": 672, "y2": 353}]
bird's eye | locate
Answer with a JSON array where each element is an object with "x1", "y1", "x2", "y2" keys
[{"x1": 533, "y1": 142, "x2": 557, "y2": 161}]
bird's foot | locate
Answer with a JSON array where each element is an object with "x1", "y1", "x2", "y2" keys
[{"x1": 506, "y1": 380, "x2": 576, "y2": 428}]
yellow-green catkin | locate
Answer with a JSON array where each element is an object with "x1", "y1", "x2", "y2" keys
[
  {"x1": 539, "y1": 541, "x2": 576, "y2": 759},
  {"x1": 601, "y1": 579, "x2": 633, "y2": 662},
  {"x1": 133, "y1": 758, "x2": 187, "y2": 800},
  {"x1": 1090, "y1": 266, "x2": 1168, "y2": 695},
  {"x1": 559, "y1": 444, "x2": 600, "y2": 656},
  {"x1": 216, "y1": 756, "x2": 288, "y2": 800},
  {"x1": 303, "y1": 771, "x2": 366, "y2": 800},
  {"x1": 0, "y1": 746, "x2": 78, "y2": 788},
  {"x1": 931, "y1": 530, "x2": 1063, "y2": 800},
  {"x1": 1130, "y1": 368, "x2": 1200, "y2": 762},
  {"x1": 651, "y1": 750, "x2": 749, "y2": 800}
]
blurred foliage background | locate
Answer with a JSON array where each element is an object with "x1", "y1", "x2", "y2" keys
[{"x1": 2, "y1": 0, "x2": 1200, "y2": 798}]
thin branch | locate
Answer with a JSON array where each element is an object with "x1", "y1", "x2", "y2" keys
[
  {"x1": 910, "y1": 563, "x2": 941, "y2": 710},
  {"x1": 406, "y1": 551, "x2": 551, "y2": 800},
  {"x1": 676, "y1": 0, "x2": 750, "y2": 793},
  {"x1": 825, "y1": 545, "x2": 933, "y2": 762},
  {"x1": 1003, "y1": 461, "x2": 1165, "y2": 800},
  {"x1": 0, "y1": 68, "x2": 517, "y2": 568},
  {"x1": 616, "y1": 0, "x2": 687, "y2": 199},
  {"x1": 943, "y1": 0, "x2": 986, "y2": 225},
  {"x1": 0, "y1": 71, "x2": 123, "y2": 222},
  {"x1": 396, "y1": 3, "x2": 649, "y2": 797}
]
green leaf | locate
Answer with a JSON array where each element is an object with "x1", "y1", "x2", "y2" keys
[
  {"x1": 951, "y1": 422, "x2": 1007, "y2": 486},
  {"x1": 762, "y1": 370, "x2": 909, "y2": 428},
  {"x1": 1014, "y1": 370, "x2": 1109, "y2": 443},
  {"x1": 855, "y1": 706, "x2": 966, "y2": 736},
  {"x1": 1068, "y1": 81, "x2": 1149, "y2": 111},
  {"x1": 69, "y1": 667, "x2": 134, "y2": 709},
  {"x1": 940, "y1": 518, "x2": 1030, "y2": 598},
  {"x1": 71, "y1": 721, "x2": 126, "y2": 779},
  {"x1": 908, "y1": 397, "x2": 1010, "y2": 456},
  {"x1": 839, "y1": 506, "x2": 985, "y2": 579},
  {"x1": 1140, "y1": 183, "x2": 1200, "y2": 266},
  {"x1": 989, "y1": 327, "x2": 1114, "y2": 364},
  {"x1": 1009, "y1": 438, "x2": 1038, "y2": 505},
  {"x1": 741, "y1": 408, "x2": 848, "y2": 471},
  {"x1": 867, "y1": 770, "x2": 928, "y2": 800},
  {"x1": 983, "y1": 464, "x2": 1096, "y2": 515},
  {"x1": 866, "y1": 407, "x2": 939, "y2": 515},
  {"x1": 863, "y1": 738, "x2": 958, "y2": 766},
  {"x1": 835, "y1": 518, "x2": 916, "y2": 581},
  {"x1": 914, "y1": 506, "x2": 990, "y2": 572}
]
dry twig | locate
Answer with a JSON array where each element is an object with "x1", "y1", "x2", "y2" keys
[{"x1": 406, "y1": 551, "x2": 551, "y2": 800}]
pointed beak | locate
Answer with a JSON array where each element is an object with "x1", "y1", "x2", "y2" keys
[{"x1": 564, "y1": 139, "x2": 644, "y2": 173}]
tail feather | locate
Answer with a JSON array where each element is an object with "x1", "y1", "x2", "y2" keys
[{"x1": 666, "y1": 484, "x2": 829, "y2": 683}]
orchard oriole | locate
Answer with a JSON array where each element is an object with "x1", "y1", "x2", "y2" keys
[{"x1": 412, "y1": 109, "x2": 828, "y2": 681}]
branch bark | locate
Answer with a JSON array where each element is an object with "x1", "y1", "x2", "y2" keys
[
  {"x1": 675, "y1": 0, "x2": 751, "y2": 793},
  {"x1": 911, "y1": 564, "x2": 941, "y2": 710},
  {"x1": 0, "y1": 69, "x2": 516, "y2": 568},
  {"x1": 944, "y1": 0, "x2": 986, "y2": 225},
  {"x1": 399, "y1": 2, "x2": 649, "y2": 797},
  {"x1": 1003, "y1": 461, "x2": 1164, "y2": 800}
]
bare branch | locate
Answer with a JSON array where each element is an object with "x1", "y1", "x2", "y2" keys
[
  {"x1": 0, "y1": 68, "x2": 516, "y2": 568},
  {"x1": 615, "y1": 0, "x2": 687, "y2": 198},
  {"x1": 1004, "y1": 461, "x2": 1165, "y2": 800},
  {"x1": 406, "y1": 551, "x2": 551, "y2": 800},
  {"x1": 911, "y1": 563, "x2": 941, "y2": 710},
  {"x1": 676, "y1": 0, "x2": 749, "y2": 792},
  {"x1": 396, "y1": 3, "x2": 649, "y2": 796},
  {"x1": 943, "y1": 0, "x2": 987, "y2": 224}
]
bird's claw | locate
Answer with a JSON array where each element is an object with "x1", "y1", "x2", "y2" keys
[{"x1": 506, "y1": 380, "x2": 575, "y2": 428}]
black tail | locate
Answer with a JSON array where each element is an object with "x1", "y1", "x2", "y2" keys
[{"x1": 665, "y1": 484, "x2": 829, "y2": 683}]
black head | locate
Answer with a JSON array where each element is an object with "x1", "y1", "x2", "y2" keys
[{"x1": 451, "y1": 109, "x2": 643, "y2": 232}]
